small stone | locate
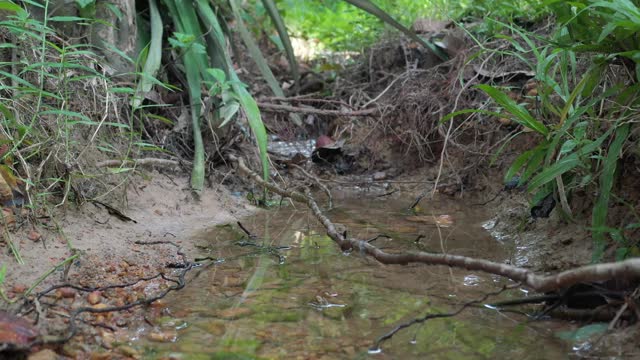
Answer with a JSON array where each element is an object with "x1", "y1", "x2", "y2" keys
[
  {"x1": 118, "y1": 345, "x2": 140, "y2": 357},
  {"x1": 498, "y1": 117, "x2": 512, "y2": 125},
  {"x1": 87, "y1": 291, "x2": 101, "y2": 305},
  {"x1": 561, "y1": 237, "x2": 573, "y2": 245},
  {"x1": 11, "y1": 284, "x2": 27, "y2": 294},
  {"x1": 56, "y1": 288, "x2": 76, "y2": 299},
  {"x1": 101, "y1": 332, "x2": 115, "y2": 349},
  {"x1": 28, "y1": 349, "x2": 58, "y2": 360},
  {"x1": 372, "y1": 171, "x2": 386, "y2": 181},
  {"x1": 148, "y1": 330, "x2": 177, "y2": 342},
  {"x1": 27, "y1": 230, "x2": 42, "y2": 242}
]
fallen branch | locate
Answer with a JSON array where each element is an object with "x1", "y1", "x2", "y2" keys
[
  {"x1": 256, "y1": 102, "x2": 378, "y2": 116},
  {"x1": 228, "y1": 154, "x2": 640, "y2": 293}
]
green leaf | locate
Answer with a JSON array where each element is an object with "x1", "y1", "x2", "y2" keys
[
  {"x1": 476, "y1": 84, "x2": 549, "y2": 136},
  {"x1": 527, "y1": 156, "x2": 581, "y2": 191},
  {"x1": 261, "y1": 0, "x2": 300, "y2": 94},
  {"x1": 591, "y1": 123, "x2": 630, "y2": 262},
  {"x1": 504, "y1": 148, "x2": 535, "y2": 183},
  {"x1": 232, "y1": 83, "x2": 270, "y2": 182},
  {"x1": 521, "y1": 144, "x2": 548, "y2": 184},
  {"x1": 559, "y1": 139, "x2": 578, "y2": 154},
  {"x1": 206, "y1": 68, "x2": 226, "y2": 83},
  {"x1": 0, "y1": 1, "x2": 22, "y2": 12},
  {"x1": 132, "y1": 0, "x2": 163, "y2": 110},
  {"x1": 555, "y1": 323, "x2": 608, "y2": 342},
  {"x1": 39, "y1": 109, "x2": 92, "y2": 122},
  {"x1": 219, "y1": 101, "x2": 240, "y2": 127},
  {"x1": 48, "y1": 16, "x2": 89, "y2": 22},
  {"x1": 229, "y1": 0, "x2": 301, "y2": 127},
  {"x1": 75, "y1": 0, "x2": 94, "y2": 9},
  {"x1": 0, "y1": 264, "x2": 6, "y2": 285}
]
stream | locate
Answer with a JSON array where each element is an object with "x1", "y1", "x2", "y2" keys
[{"x1": 131, "y1": 194, "x2": 584, "y2": 359}]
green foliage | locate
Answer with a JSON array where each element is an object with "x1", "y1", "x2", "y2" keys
[
  {"x1": 194, "y1": 0, "x2": 271, "y2": 183},
  {"x1": 550, "y1": 0, "x2": 640, "y2": 80},
  {"x1": 455, "y1": 0, "x2": 548, "y2": 22},
  {"x1": 0, "y1": 0, "x2": 144, "y2": 263},
  {"x1": 229, "y1": 0, "x2": 302, "y2": 126},
  {"x1": 449, "y1": 17, "x2": 638, "y2": 261},
  {"x1": 280, "y1": 0, "x2": 448, "y2": 51}
]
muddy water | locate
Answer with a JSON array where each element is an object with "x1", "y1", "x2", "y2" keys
[{"x1": 134, "y1": 195, "x2": 576, "y2": 359}]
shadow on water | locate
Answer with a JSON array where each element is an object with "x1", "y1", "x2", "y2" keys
[{"x1": 134, "y1": 195, "x2": 577, "y2": 359}]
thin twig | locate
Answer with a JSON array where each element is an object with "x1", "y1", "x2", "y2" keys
[
  {"x1": 257, "y1": 102, "x2": 378, "y2": 116},
  {"x1": 371, "y1": 284, "x2": 518, "y2": 351},
  {"x1": 95, "y1": 158, "x2": 188, "y2": 169}
]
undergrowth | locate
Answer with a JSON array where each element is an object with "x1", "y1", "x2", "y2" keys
[
  {"x1": 0, "y1": 2, "x2": 140, "y2": 262},
  {"x1": 458, "y1": 1, "x2": 640, "y2": 262}
]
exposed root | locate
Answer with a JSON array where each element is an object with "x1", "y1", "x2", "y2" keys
[{"x1": 229, "y1": 154, "x2": 640, "y2": 294}]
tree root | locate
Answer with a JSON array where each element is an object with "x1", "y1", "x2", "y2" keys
[{"x1": 228, "y1": 154, "x2": 640, "y2": 293}]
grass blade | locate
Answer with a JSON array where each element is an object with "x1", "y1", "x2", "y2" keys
[
  {"x1": 261, "y1": 0, "x2": 300, "y2": 94},
  {"x1": 591, "y1": 123, "x2": 630, "y2": 262},
  {"x1": 164, "y1": 0, "x2": 208, "y2": 194},
  {"x1": 229, "y1": 0, "x2": 301, "y2": 126},
  {"x1": 132, "y1": 0, "x2": 163, "y2": 110},
  {"x1": 477, "y1": 84, "x2": 549, "y2": 136}
]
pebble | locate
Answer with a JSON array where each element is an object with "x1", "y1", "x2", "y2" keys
[
  {"x1": 56, "y1": 288, "x2": 76, "y2": 299},
  {"x1": 27, "y1": 230, "x2": 42, "y2": 242},
  {"x1": 148, "y1": 330, "x2": 177, "y2": 342},
  {"x1": 27, "y1": 349, "x2": 58, "y2": 360},
  {"x1": 372, "y1": 171, "x2": 386, "y2": 181},
  {"x1": 87, "y1": 291, "x2": 101, "y2": 305}
]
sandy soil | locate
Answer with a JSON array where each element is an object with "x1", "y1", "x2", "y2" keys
[{"x1": 1, "y1": 172, "x2": 256, "y2": 299}]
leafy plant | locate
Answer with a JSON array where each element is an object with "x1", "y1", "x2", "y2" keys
[
  {"x1": 550, "y1": 0, "x2": 640, "y2": 79},
  {"x1": 447, "y1": 19, "x2": 638, "y2": 261}
]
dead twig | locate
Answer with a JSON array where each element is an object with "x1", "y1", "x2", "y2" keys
[
  {"x1": 95, "y1": 158, "x2": 189, "y2": 169},
  {"x1": 371, "y1": 284, "x2": 517, "y2": 351},
  {"x1": 257, "y1": 102, "x2": 378, "y2": 116}
]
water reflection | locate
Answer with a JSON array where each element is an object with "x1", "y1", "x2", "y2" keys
[{"x1": 132, "y1": 196, "x2": 573, "y2": 359}]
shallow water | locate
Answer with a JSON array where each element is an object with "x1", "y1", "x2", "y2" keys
[{"x1": 134, "y1": 195, "x2": 577, "y2": 359}]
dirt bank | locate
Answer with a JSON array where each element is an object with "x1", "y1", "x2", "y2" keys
[{"x1": 1, "y1": 173, "x2": 255, "y2": 301}]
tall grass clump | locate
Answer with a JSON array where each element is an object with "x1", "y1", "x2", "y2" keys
[
  {"x1": 0, "y1": 0, "x2": 141, "y2": 261},
  {"x1": 453, "y1": 9, "x2": 640, "y2": 262}
]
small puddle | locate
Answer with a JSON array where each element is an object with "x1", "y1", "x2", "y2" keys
[{"x1": 133, "y1": 196, "x2": 577, "y2": 359}]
